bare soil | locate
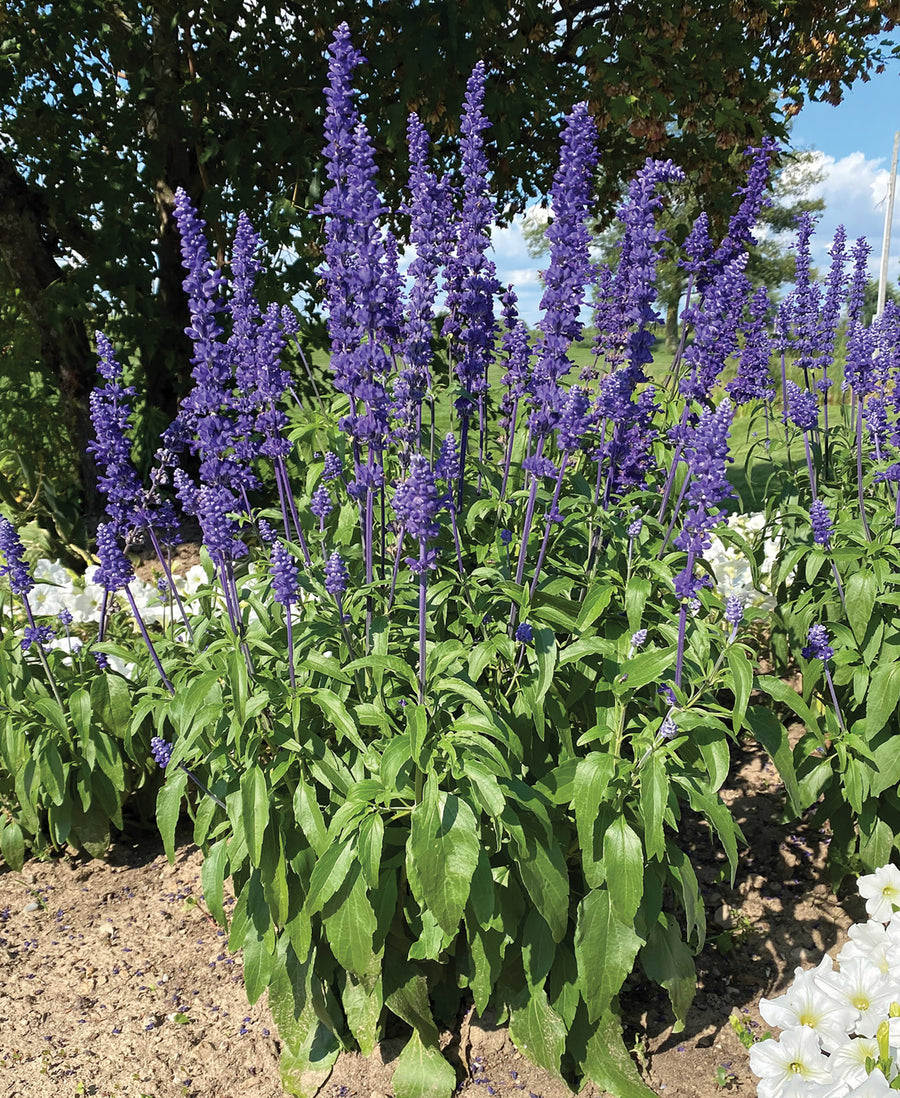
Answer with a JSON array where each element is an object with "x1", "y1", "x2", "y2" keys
[{"x1": 0, "y1": 735, "x2": 863, "y2": 1098}]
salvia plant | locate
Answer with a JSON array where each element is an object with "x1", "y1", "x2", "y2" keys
[{"x1": 2, "y1": 22, "x2": 900, "y2": 1098}]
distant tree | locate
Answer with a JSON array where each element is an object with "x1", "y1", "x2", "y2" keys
[
  {"x1": 863, "y1": 278, "x2": 900, "y2": 325},
  {"x1": 0, "y1": 0, "x2": 896, "y2": 496}
]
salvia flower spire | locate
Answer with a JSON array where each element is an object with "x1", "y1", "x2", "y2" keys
[
  {"x1": 442, "y1": 61, "x2": 501, "y2": 503},
  {"x1": 532, "y1": 102, "x2": 599, "y2": 393}
]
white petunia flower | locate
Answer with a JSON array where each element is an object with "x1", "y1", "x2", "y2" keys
[
  {"x1": 749, "y1": 1025, "x2": 833, "y2": 1098},
  {"x1": 844, "y1": 1068, "x2": 892, "y2": 1098},
  {"x1": 760, "y1": 958, "x2": 858, "y2": 1052},
  {"x1": 858, "y1": 865, "x2": 900, "y2": 923},
  {"x1": 815, "y1": 956, "x2": 894, "y2": 1037},
  {"x1": 828, "y1": 1036, "x2": 881, "y2": 1090},
  {"x1": 840, "y1": 922, "x2": 891, "y2": 974}
]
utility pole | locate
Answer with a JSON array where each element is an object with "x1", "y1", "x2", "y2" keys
[{"x1": 877, "y1": 130, "x2": 900, "y2": 321}]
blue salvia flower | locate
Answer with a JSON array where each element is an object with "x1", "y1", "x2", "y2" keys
[
  {"x1": 94, "y1": 522, "x2": 134, "y2": 592},
  {"x1": 785, "y1": 381, "x2": 819, "y2": 432},
  {"x1": 810, "y1": 500, "x2": 833, "y2": 549},
  {"x1": 786, "y1": 212, "x2": 822, "y2": 386},
  {"x1": 815, "y1": 225, "x2": 848, "y2": 380},
  {"x1": 802, "y1": 624, "x2": 834, "y2": 663},
  {"x1": 324, "y1": 551, "x2": 349, "y2": 596},
  {"x1": 393, "y1": 455, "x2": 441, "y2": 553},
  {"x1": 310, "y1": 485, "x2": 334, "y2": 528},
  {"x1": 0, "y1": 515, "x2": 34, "y2": 595},
  {"x1": 705, "y1": 139, "x2": 776, "y2": 287},
  {"x1": 322, "y1": 452, "x2": 343, "y2": 481},
  {"x1": 672, "y1": 400, "x2": 735, "y2": 684},
  {"x1": 679, "y1": 253, "x2": 751, "y2": 401},
  {"x1": 593, "y1": 158, "x2": 685, "y2": 376},
  {"x1": 726, "y1": 286, "x2": 774, "y2": 405},
  {"x1": 442, "y1": 62, "x2": 501, "y2": 496},
  {"x1": 515, "y1": 623, "x2": 533, "y2": 644},
  {"x1": 395, "y1": 114, "x2": 453, "y2": 440},
  {"x1": 532, "y1": 102, "x2": 599, "y2": 393},
  {"x1": 89, "y1": 334, "x2": 145, "y2": 534},
  {"x1": 270, "y1": 542, "x2": 299, "y2": 608},
  {"x1": 150, "y1": 736, "x2": 173, "y2": 769},
  {"x1": 630, "y1": 628, "x2": 648, "y2": 650},
  {"x1": 725, "y1": 596, "x2": 744, "y2": 628},
  {"x1": 21, "y1": 625, "x2": 54, "y2": 652}
]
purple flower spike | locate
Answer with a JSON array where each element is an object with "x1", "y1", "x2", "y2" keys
[
  {"x1": 630, "y1": 629, "x2": 648, "y2": 649},
  {"x1": 310, "y1": 485, "x2": 334, "y2": 523},
  {"x1": 810, "y1": 500, "x2": 833, "y2": 549},
  {"x1": 724, "y1": 596, "x2": 744, "y2": 627},
  {"x1": 94, "y1": 522, "x2": 134, "y2": 593},
  {"x1": 785, "y1": 381, "x2": 819, "y2": 432},
  {"x1": 802, "y1": 624, "x2": 834, "y2": 663},
  {"x1": 515, "y1": 622, "x2": 533, "y2": 644},
  {"x1": 324, "y1": 552, "x2": 348, "y2": 596},
  {"x1": 270, "y1": 542, "x2": 299, "y2": 608},
  {"x1": 393, "y1": 455, "x2": 441, "y2": 544},
  {"x1": 322, "y1": 452, "x2": 343, "y2": 481},
  {"x1": 0, "y1": 516, "x2": 34, "y2": 596},
  {"x1": 150, "y1": 736, "x2": 173, "y2": 769},
  {"x1": 21, "y1": 625, "x2": 54, "y2": 652}
]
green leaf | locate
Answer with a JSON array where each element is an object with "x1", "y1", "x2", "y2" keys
[
  {"x1": 241, "y1": 765, "x2": 269, "y2": 868},
  {"x1": 640, "y1": 755, "x2": 667, "y2": 862},
  {"x1": 68, "y1": 687, "x2": 92, "y2": 738},
  {"x1": 757, "y1": 675, "x2": 821, "y2": 738},
  {"x1": 747, "y1": 706, "x2": 802, "y2": 816},
  {"x1": 385, "y1": 968, "x2": 441, "y2": 1047},
  {"x1": 242, "y1": 919, "x2": 276, "y2": 1005},
  {"x1": 0, "y1": 819, "x2": 25, "y2": 871},
  {"x1": 391, "y1": 1031, "x2": 456, "y2": 1098},
  {"x1": 407, "y1": 778, "x2": 480, "y2": 936},
  {"x1": 726, "y1": 646, "x2": 753, "y2": 733},
  {"x1": 574, "y1": 583, "x2": 613, "y2": 632},
  {"x1": 201, "y1": 839, "x2": 228, "y2": 926},
  {"x1": 583, "y1": 1010, "x2": 657, "y2": 1098},
  {"x1": 36, "y1": 739, "x2": 66, "y2": 807},
  {"x1": 604, "y1": 816, "x2": 643, "y2": 925},
  {"x1": 341, "y1": 970, "x2": 383, "y2": 1056},
  {"x1": 573, "y1": 754, "x2": 616, "y2": 888},
  {"x1": 640, "y1": 915, "x2": 696, "y2": 1030},
  {"x1": 522, "y1": 908, "x2": 556, "y2": 990},
  {"x1": 323, "y1": 862, "x2": 377, "y2": 979},
  {"x1": 508, "y1": 987, "x2": 566, "y2": 1080},
  {"x1": 625, "y1": 576, "x2": 651, "y2": 632},
  {"x1": 303, "y1": 838, "x2": 355, "y2": 918},
  {"x1": 866, "y1": 662, "x2": 900, "y2": 738},
  {"x1": 90, "y1": 673, "x2": 131, "y2": 736},
  {"x1": 312, "y1": 689, "x2": 366, "y2": 751},
  {"x1": 293, "y1": 779, "x2": 328, "y2": 856},
  {"x1": 506, "y1": 807, "x2": 569, "y2": 943},
  {"x1": 616, "y1": 647, "x2": 677, "y2": 693},
  {"x1": 846, "y1": 571, "x2": 876, "y2": 646},
  {"x1": 269, "y1": 941, "x2": 340, "y2": 1098},
  {"x1": 575, "y1": 889, "x2": 642, "y2": 1022},
  {"x1": 357, "y1": 812, "x2": 385, "y2": 890},
  {"x1": 156, "y1": 767, "x2": 188, "y2": 863}
]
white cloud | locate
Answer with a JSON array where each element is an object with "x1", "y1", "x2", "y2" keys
[{"x1": 801, "y1": 150, "x2": 900, "y2": 281}]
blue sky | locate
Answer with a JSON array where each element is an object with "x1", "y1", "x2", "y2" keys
[{"x1": 490, "y1": 59, "x2": 900, "y2": 327}]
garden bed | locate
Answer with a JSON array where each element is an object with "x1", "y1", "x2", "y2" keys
[{"x1": 0, "y1": 734, "x2": 862, "y2": 1098}]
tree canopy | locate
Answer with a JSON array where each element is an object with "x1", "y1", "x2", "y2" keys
[{"x1": 0, "y1": 0, "x2": 897, "y2": 498}]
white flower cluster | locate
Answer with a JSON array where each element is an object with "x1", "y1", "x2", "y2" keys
[
  {"x1": 2, "y1": 558, "x2": 214, "y2": 675},
  {"x1": 750, "y1": 864, "x2": 900, "y2": 1098},
  {"x1": 706, "y1": 512, "x2": 779, "y2": 610}
]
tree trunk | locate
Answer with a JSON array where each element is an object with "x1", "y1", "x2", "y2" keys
[
  {"x1": 665, "y1": 300, "x2": 680, "y2": 351},
  {"x1": 0, "y1": 152, "x2": 99, "y2": 514}
]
